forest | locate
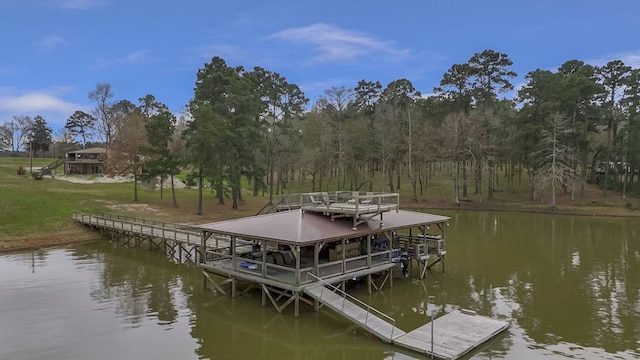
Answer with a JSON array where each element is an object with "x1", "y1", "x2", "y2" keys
[{"x1": 1, "y1": 49, "x2": 639, "y2": 211}]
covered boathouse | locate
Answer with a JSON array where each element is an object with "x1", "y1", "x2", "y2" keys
[
  {"x1": 198, "y1": 192, "x2": 449, "y2": 316},
  {"x1": 71, "y1": 191, "x2": 508, "y2": 358}
]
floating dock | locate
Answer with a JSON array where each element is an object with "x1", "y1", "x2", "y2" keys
[{"x1": 394, "y1": 310, "x2": 509, "y2": 359}]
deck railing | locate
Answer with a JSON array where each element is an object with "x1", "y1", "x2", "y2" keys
[
  {"x1": 92, "y1": 212, "x2": 202, "y2": 232},
  {"x1": 73, "y1": 213, "x2": 202, "y2": 245},
  {"x1": 272, "y1": 191, "x2": 400, "y2": 210},
  {"x1": 306, "y1": 272, "x2": 398, "y2": 340}
]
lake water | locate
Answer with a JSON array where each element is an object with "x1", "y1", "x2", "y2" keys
[{"x1": 1, "y1": 211, "x2": 639, "y2": 359}]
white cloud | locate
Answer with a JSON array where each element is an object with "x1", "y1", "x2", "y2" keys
[
  {"x1": 93, "y1": 49, "x2": 152, "y2": 68},
  {"x1": 269, "y1": 23, "x2": 411, "y2": 63},
  {"x1": 619, "y1": 53, "x2": 640, "y2": 69},
  {"x1": 34, "y1": 35, "x2": 66, "y2": 52},
  {"x1": 0, "y1": 89, "x2": 85, "y2": 126},
  {"x1": 588, "y1": 51, "x2": 640, "y2": 69},
  {"x1": 57, "y1": 0, "x2": 108, "y2": 9}
]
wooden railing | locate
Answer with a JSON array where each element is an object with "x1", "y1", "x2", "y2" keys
[
  {"x1": 306, "y1": 272, "x2": 399, "y2": 340},
  {"x1": 73, "y1": 212, "x2": 202, "y2": 245}
]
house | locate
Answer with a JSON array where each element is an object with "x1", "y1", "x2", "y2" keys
[{"x1": 65, "y1": 147, "x2": 106, "y2": 174}]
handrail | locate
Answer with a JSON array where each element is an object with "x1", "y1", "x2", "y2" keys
[
  {"x1": 92, "y1": 212, "x2": 201, "y2": 232},
  {"x1": 73, "y1": 212, "x2": 202, "y2": 245},
  {"x1": 306, "y1": 272, "x2": 397, "y2": 340}
]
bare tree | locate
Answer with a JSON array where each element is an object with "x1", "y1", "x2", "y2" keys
[
  {"x1": 439, "y1": 112, "x2": 472, "y2": 205},
  {"x1": 53, "y1": 127, "x2": 77, "y2": 155},
  {"x1": 314, "y1": 86, "x2": 354, "y2": 187},
  {"x1": 6, "y1": 115, "x2": 34, "y2": 155},
  {"x1": 89, "y1": 83, "x2": 115, "y2": 146},
  {"x1": 106, "y1": 109, "x2": 149, "y2": 201},
  {"x1": 535, "y1": 113, "x2": 576, "y2": 210}
]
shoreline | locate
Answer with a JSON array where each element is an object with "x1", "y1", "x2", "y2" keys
[
  {"x1": 2, "y1": 202, "x2": 638, "y2": 255},
  {"x1": 402, "y1": 200, "x2": 640, "y2": 218},
  {"x1": 0, "y1": 228, "x2": 103, "y2": 254}
]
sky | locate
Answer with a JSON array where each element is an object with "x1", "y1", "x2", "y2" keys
[{"x1": 1, "y1": 0, "x2": 639, "y2": 131}]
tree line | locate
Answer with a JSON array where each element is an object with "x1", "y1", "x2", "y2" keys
[{"x1": 2, "y1": 49, "x2": 639, "y2": 212}]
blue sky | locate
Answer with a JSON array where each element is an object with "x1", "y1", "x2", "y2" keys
[{"x1": 1, "y1": 0, "x2": 639, "y2": 130}]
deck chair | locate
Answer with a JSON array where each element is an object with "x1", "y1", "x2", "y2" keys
[{"x1": 309, "y1": 195, "x2": 324, "y2": 205}]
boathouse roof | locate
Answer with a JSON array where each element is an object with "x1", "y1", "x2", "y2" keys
[{"x1": 197, "y1": 209, "x2": 449, "y2": 245}]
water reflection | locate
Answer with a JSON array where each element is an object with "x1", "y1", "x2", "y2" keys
[
  {"x1": 1, "y1": 212, "x2": 640, "y2": 359},
  {"x1": 439, "y1": 211, "x2": 640, "y2": 358}
]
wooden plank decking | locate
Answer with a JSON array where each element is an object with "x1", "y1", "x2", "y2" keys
[
  {"x1": 394, "y1": 310, "x2": 509, "y2": 359},
  {"x1": 304, "y1": 283, "x2": 508, "y2": 359},
  {"x1": 73, "y1": 213, "x2": 202, "y2": 244}
]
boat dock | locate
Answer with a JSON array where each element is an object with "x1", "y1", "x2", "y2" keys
[
  {"x1": 394, "y1": 310, "x2": 509, "y2": 359},
  {"x1": 74, "y1": 191, "x2": 508, "y2": 359},
  {"x1": 302, "y1": 274, "x2": 508, "y2": 359}
]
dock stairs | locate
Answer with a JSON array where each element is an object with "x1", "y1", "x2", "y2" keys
[
  {"x1": 304, "y1": 279, "x2": 405, "y2": 342},
  {"x1": 303, "y1": 274, "x2": 510, "y2": 359},
  {"x1": 42, "y1": 158, "x2": 64, "y2": 175}
]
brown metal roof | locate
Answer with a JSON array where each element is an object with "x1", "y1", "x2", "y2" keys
[{"x1": 197, "y1": 209, "x2": 450, "y2": 245}]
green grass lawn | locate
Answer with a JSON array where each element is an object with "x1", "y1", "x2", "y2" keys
[
  {"x1": 0, "y1": 157, "x2": 265, "y2": 239},
  {"x1": 1, "y1": 157, "x2": 129, "y2": 236},
  {"x1": 1, "y1": 156, "x2": 637, "y2": 244}
]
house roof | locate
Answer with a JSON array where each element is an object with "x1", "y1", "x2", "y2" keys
[
  {"x1": 197, "y1": 209, "x2": 450, "y2": 245},
  {"x1": 68, "y1": 147, "x2": 107, "y2": 154}
]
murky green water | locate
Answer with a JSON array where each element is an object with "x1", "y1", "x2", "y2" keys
[{"x1": 1, "y1": 211, "x2": 639, "y2": 359}]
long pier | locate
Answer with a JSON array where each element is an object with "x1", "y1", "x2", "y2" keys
[
  {"x1": 74, "y1": 210, "x2": 508, "y2": 359},
  {"x1": 74, "y1": 212, "x2": 229, "y2": 265}
]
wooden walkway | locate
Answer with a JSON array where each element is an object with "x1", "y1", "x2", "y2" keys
[
  {"x1": 73, "y1": 212, "x2": 251, "y2": 251},
  {"x1": 74, "y1": 212, "x2": 203, "y2": 245},
  {"x1": 304, "y1": 283, "x2": 406, "y2": 342}
]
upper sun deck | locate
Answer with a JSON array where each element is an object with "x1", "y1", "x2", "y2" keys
[
  {"x1": 197, "y1": 209, "x2": 449, "y2": 246},
  {"x1": 266, "y1": 191, "x2": 401, "y2": 229}
]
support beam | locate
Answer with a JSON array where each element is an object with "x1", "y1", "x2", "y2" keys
[{"x1": 202, "y1": 270, "x2": 228, "y2": 296}]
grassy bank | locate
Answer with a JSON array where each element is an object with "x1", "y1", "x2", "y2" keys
[
  {"x1": 0, "y1": 157, "x2": 262, "y2": 251},
  {"x1": 1, "y1": 156, "x2": 638, "y2": 252}
]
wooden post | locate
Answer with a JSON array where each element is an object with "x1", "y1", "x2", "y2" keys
[
  {"x1": 313, "y1": 243, "x2": 320, "y2": 311},
  {"x1": 200, "y1": 231, "x2": 206, "y2": 264},
  {"x1": 313, "y1": 243, "x2": 319, "y2": 277},
  {"x1": 366, "y1": 234, "x2": 371, "y2": 268},
  {"x1": 231, "y1": 277, "x2": 236, "y2": 298},
  {"x1": 367, "y1": 234, "x2": 372, "y2": 294},
  {"x1": 231, "y1": 236, "x2": 237, "y2": 298},
  {"x1": 262, "y1": 240, "x2": 267, "y2": 277},
  {"x1": 231, "y1": 236, "x2": 237, "y2": 268},
  {"x1": 295, "y1": 246, "x2": 301, "y2": 285},
  {"x1": 341, "y1": 238, "x2": 346, "y2": 274},
  {"x1": 294, "y1": 292, "x2": 300, "y2": 318}
]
